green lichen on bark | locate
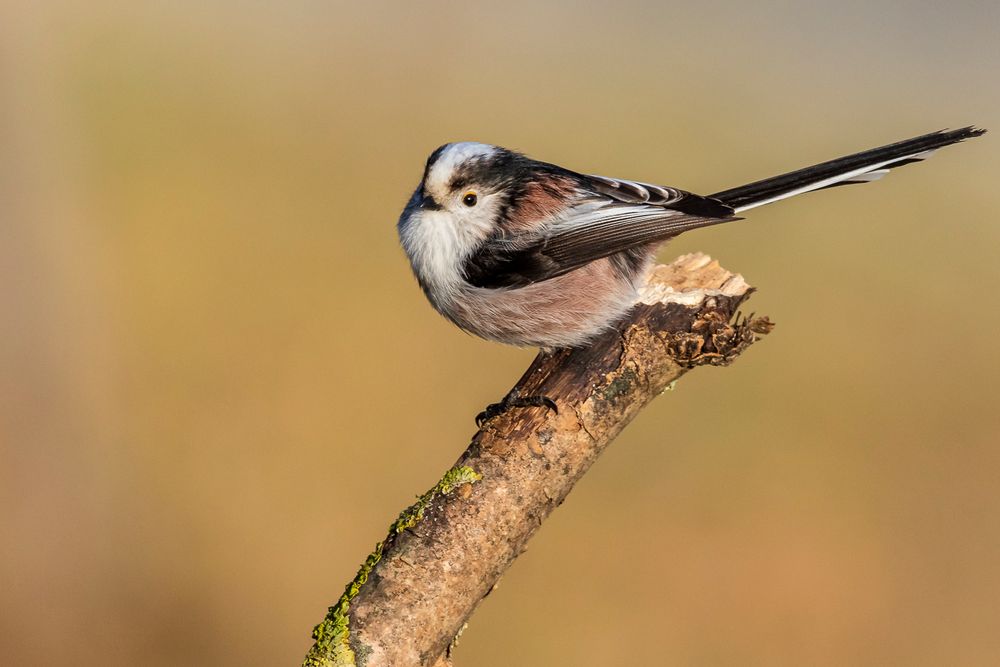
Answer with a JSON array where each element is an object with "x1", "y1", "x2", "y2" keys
[
  {"x1": 390, "y1": 464, "x2": 482, "y2": 535},
  {"x1": 302, "y1": 465, "x2": 482, "y2": 667},
  {"x1": 304, "y1": 546, "x2": 383, "y2": 667}
]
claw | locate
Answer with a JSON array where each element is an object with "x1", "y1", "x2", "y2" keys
[{"x1": 475, "y1": 388, "x2": 558, "y2": 427}]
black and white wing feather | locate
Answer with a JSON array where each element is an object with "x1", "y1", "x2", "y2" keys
[{"x1": 464, "y1": 176, "x2": 737, "y2": 288}]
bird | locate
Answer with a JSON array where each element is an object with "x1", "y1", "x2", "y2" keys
[{"x1": 398, "y1": 127, "x2": 985, "y2": 351}]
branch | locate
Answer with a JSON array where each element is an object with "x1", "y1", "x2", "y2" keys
[{"x1": 303, "y1": 253, "x2": 773, "y2": 667}]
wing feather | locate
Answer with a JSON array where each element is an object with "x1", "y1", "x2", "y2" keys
[{"x1": 464, "y1": 194, "x2": 738, "y2": 288}]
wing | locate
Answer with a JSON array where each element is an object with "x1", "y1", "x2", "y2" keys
[{"x1": 463, "y1": 174, "x2": 738, "y2": 289}]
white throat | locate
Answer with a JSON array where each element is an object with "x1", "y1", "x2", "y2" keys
[{"x1": 399, "y1": 208, "x2": 472, "y2": 296}]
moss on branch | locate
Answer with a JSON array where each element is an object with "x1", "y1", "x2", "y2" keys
[{"x1": 303, "y1": 466, "x2": 482, "y2": 667}]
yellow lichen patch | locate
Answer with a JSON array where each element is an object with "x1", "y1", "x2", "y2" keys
[{"x1": 302, "y1": 465, "x2": 482, "y2": 667}]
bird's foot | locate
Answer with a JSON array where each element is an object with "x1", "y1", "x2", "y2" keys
[{"x1": 475, "y1": 388, "x2": 558, "y2": 428}]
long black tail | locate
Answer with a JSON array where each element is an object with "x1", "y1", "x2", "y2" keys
[{"x1": 710, "y1": 127, "x2": 985, "y2": 212}]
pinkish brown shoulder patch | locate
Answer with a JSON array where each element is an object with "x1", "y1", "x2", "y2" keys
[{"x1": 506, "y1": 176, "x2": 578, "y2": 232}]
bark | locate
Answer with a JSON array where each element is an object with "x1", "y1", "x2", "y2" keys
[{"x1": 303, "y1": 253, "x2": 773, "y2": 667}]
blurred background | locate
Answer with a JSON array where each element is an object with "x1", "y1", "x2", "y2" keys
[{"x1": 2, "y1": 1, "x2": 998, "y2": 665}]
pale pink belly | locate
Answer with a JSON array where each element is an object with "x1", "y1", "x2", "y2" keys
[{"x1": 442, "y1": 257, "x2": 643, "y2": 348}]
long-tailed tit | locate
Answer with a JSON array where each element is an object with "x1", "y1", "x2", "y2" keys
[{"x1": 398, "y1": 127, "x2": 984, "y2": 350}]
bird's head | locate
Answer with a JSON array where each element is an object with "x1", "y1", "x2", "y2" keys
[{"x1": 397, "y1": 142, "x2": 578, "y2": 294}]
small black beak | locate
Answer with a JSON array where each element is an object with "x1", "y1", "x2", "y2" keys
[{"x1": 419, "y1": 192, "x2": 443, "y2": 211}]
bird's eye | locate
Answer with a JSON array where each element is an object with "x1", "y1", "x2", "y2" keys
[{"x1": 462, "y1": 192, "x2": 478, "y2": 207}]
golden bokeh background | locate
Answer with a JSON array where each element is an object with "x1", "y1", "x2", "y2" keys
[{"x1": 2, "y1": 2, "x2": 999, "y2": 665}]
